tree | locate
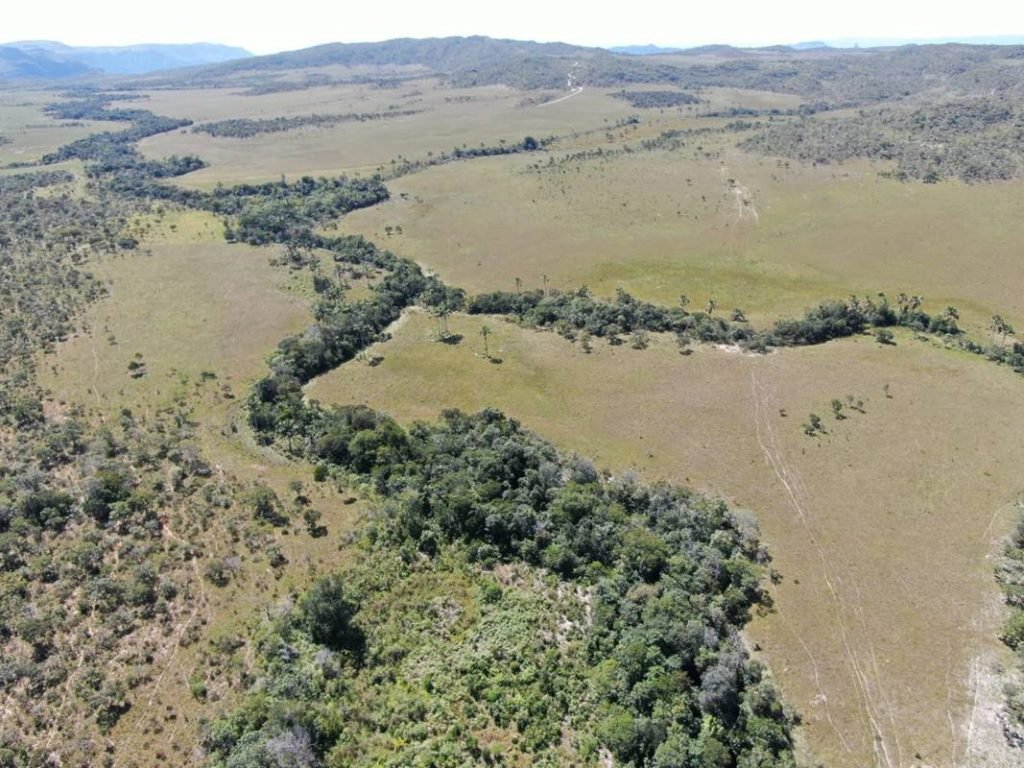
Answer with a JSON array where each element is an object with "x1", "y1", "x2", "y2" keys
[
  {"x1": 803, "y1": 413, "x2": 824, "y2": 436},
  {"x1": 479, "y1": 325, "x2": 492, "y2": 357},
  {"x1": 301, "y1": 574, "x2": 364, "y2": 654},
  {"x1": 248, "y1": 483, "x2": 286, "y2": 526},
  {"x1": 83, "y1": 469, "x2": 131, "y2": 524},
  {"x1": 705, "y1": 298, "x2": 717, "y2": 316}
]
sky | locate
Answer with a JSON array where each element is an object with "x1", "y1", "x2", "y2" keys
[{"x1": 6, "y1": 0, "x2": 1024, "y2": 54}]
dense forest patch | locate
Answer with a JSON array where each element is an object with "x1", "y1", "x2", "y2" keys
[
  {"x1": 612, "y1": 90, "x2": 701, "y2": 109},
  {"x1": 740, "y1": 97, "x2": 1024, "y2": 182},
  {"x1": 191, "y1": 109, "x2": 422, "y2": 139},
  {"x1": 206, "y1": 408, "x2": 797, "y2": 767}
]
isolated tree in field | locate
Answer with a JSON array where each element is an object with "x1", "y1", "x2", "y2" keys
[
  {"x1": 679, "y1": 294, "x2": 691, "y2": 313},
  {"x1": 479, "y1": 324, "x2": 492, "y2": 357},
  {"x1": 706, "y1": 298, "x2": 717, "y2": 316},
  {"x1": 432, "y1": 304, "x2": 452, "y2": 339},
  {"x1": 990, "y1": 314, "x2": 1016, "y2": 346}
]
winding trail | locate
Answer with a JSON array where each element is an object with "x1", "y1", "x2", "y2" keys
[
  {"x1": 89, "y1": 336, "x2": 104, "y2": 420},
  {"x1": 538, "y1": 87, "x2": 583, "y2": 108}
]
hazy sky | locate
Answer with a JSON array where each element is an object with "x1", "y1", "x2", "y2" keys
[{"x1": 7, "y1": 0, "x2": 1024, "y2": 54}]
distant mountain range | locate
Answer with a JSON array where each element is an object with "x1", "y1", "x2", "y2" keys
[
  {"x1": 613, "y1": 36, "x2": 1024, "y2": 54},
  {"x1": 7, "y1": 34, "x2": 1024, "y2": 85},
  {"x1": 609, "y1": 45, "x2": 685, "y2": 56},
  {"x1": 0, "y1": 41, "x2": 251, "y2": 79}
]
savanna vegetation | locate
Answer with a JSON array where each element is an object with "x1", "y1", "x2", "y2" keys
[
  {"x1": 4, "y1": 32, "x2": 1024, "y2": 768},
  {"x1": 0, "y1": 111, "x2": 258, "y2": 763}
]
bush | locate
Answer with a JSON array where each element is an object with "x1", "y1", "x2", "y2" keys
[{"x1": 1003, "y1": 609, "x2": 1024, "y2": 651}]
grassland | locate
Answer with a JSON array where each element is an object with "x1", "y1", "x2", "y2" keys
[
  {"x1": 38, "y1": 208, "x2": 316, "y2": 481},
  {"x1": 0, "y1": 91, "x2": 110, "y2": 165},
  {"x1": 309, "y1": 310, "x2": 1024, "y2": 768},
  {"x1": 28, "y1": 68, "x2": 1024, "y2": 767},
  {"x1": 138, "y1": 82, "x2": 641, "y2": 184},
  {"x1": 338, "y1": 140, "x2": 1024, "y2": 335}
]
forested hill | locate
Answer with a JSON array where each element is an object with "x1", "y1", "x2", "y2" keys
[
  {"x1": 185, "y1": 36, "x2": 601, "y2": 89},
  {"x1": 169, "y1": 36, "x2": 1024, "y2": 106}
]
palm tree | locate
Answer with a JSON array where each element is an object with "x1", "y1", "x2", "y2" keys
[
  {"x1": 990, "y1": 315, "x2": 1015, "y2": 346},
  {"x1": 433, "y1": 304, "x2": 451, "y2": 339},
  {"x1": 479, "y1": 325, "x2": 492, "y2": 357}
]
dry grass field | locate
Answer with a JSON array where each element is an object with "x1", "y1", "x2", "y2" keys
[{"x1": 309, "y1": 310, "x2": 1024, "y2": 768}]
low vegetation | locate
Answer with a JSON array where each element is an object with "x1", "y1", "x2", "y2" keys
[
  {"x1": 0, "y1": 130, "x2": 258, "y2": 763},
  {"x1": 998, "y1": 508, "x2": 1024, "y2": 746}
]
